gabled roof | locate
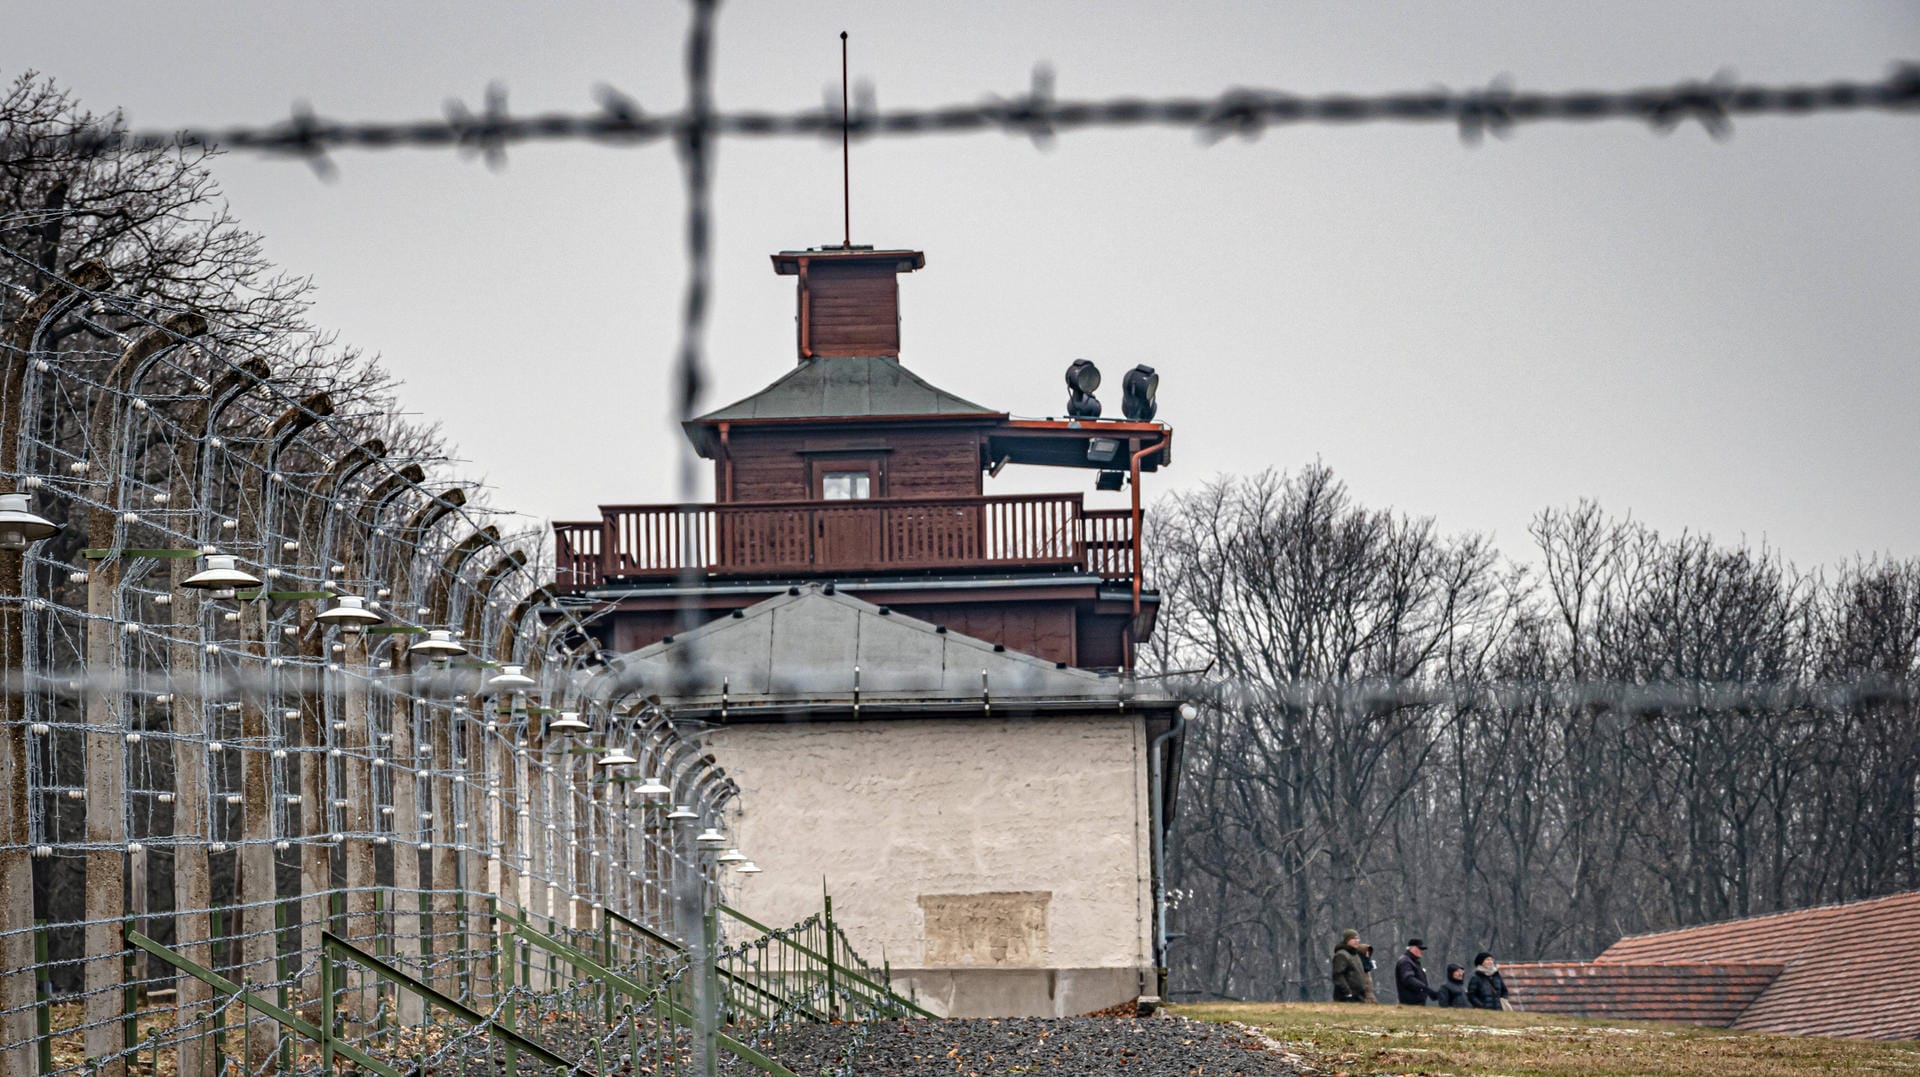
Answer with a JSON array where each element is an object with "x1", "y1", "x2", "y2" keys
[
  {"x1": 687, "y1": 355, "x2": 1003, "y2": 425},
  {"x1": 603, "y1": 584, "x2": 1170, "y2": 719},
  {"x1": 1500, "y1": 962, "x2": 1783, "y2": 1027},
  {"x1": 1593, "y1": 889, "x2": 1920, "y2": 1040}
]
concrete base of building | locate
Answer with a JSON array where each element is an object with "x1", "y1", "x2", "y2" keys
[{"x1": 888, "y1": 965, "x2": 1149, "y2": 1018}]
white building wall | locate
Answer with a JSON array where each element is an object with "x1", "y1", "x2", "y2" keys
[{"x1": 707, "y1": 714, "x2": 1155, "y2": 1016}]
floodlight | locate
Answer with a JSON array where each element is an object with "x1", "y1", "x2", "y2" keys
[
  {"x1": 1065, "y1": 359, "x2": 1102, "y2": 419},
  {"x1": 1086, "y1": 437, "x2": 1121, "y2": 464},
  {"x1": 1095, "y1": 470, "x2": 1126, "y2": 492},
  {"x1": 1121, "y1": 364, "x2": 1159, "y2": 421}
]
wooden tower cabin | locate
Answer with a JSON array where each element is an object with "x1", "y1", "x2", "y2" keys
[{"x1": 549, "y1": 243, "x2": 1188, "y2": 1017}]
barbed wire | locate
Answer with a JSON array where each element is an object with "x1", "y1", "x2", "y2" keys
[{"x1": 4, "y1": 64, "x2": 1916, "y2": 169}]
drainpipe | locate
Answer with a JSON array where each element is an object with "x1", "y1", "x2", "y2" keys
[
  {"x1": 1146, "y1": 701, "x2": 1195, "y2": 999},
  {"x1": 1125, "y1": 431, "x2": 1170, "y2": 669},
  {"x1": 718, "y1": 422, "x2": 733, "y2": 501}
]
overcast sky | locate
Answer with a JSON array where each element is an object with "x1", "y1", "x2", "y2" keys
[{"x1": 13, "y1": 2, "x2": 1920, "y2": 568}]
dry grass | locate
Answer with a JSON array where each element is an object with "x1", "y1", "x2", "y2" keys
[{"x1": 1176, "y1": 1001, "x2": 1920, "y2": 1076}]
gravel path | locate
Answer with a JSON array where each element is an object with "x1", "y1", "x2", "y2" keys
[{"x1": 771, "y1": 1016, "x2": 1299, "y2": 1076}]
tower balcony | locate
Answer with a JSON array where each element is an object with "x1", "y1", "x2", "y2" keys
[{"x1": 552, "y1": 493, "x2": 1137, "y2": 593}]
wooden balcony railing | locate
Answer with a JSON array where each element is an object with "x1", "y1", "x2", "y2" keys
[{"x1": 550, "y1": 493, "x2": 1140, "y2": 591}]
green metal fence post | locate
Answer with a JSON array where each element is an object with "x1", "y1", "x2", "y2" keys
[
  {"x1": 319, "y1": 948, "x2": 335, "y2": 1073},
  {"x1": 121, "y1": 918, "x2": 138, "y2": 1058},
  {"x1": 500, "y1": 934, "x2": 518, "y2": 1077},
  {"x1": 822, "y1": 894, "x2": 838, "y2": 1020}
]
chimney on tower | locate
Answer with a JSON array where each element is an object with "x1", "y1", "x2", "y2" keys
[{"x1": 771, "y1": 246, "x2": 926, "y2": 363}]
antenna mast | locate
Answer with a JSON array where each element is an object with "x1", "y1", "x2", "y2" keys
[{"x1": 840, "y1": 30, "x2": 851, "y2": 248}]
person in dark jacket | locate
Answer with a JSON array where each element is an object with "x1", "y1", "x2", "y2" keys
[
  {"x1": 1330, "y1": 930, "x2": 1370, "y2": 1002},
  {"x1": 1467, "y1": 951, "x2": 1511, "y2": 1010},
  {"x1": 1438, "y1": 963, "x2": 1471, "y2": 1008},
  {"x1": 1395, "y1": 939, "x2": 1441, "y2": 1006}
]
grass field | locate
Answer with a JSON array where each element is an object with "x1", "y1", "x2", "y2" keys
[{"x1": 1177, "y1": 1001, "x2": 1920, "y2": 1076}]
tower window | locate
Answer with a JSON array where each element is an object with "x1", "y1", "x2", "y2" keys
[{"x1": 820, "y1": 470, "x2": 873, "y2": 500}]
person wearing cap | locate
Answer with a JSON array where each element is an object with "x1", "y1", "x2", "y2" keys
[
  {"x1": 1438, "y1": 963, "x2": 1471, "y2": 1008},
  {"x1": 1330, "y1": 929, "x2": 1371, "y2": 1003},
  {"x1": 1395, "y1": 938, "x2": 1442, "y2": 1005},
  {"x1": 1468, "y1": 951, "x2": 1511, "y2": 1010}
]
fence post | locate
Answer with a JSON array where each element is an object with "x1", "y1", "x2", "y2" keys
[
  {"x1": 0, "y1": 270, "x2": 107, "y2": 1077},
  {"x1": 823, "y1": 893, "x2": 838, "y2": 1019}
]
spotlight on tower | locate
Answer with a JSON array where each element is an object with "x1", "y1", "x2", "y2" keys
[
  {"x1": 1121, "y1": 364, "x2": 1158, "y2": 421},
  {"x1": 1064, "y1": 359, "x2": 1102, "y2": 419}
]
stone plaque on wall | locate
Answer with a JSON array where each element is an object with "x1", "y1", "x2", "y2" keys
[{"x1": 918, "y1": 891, "x2": 1051, "y2": 967}]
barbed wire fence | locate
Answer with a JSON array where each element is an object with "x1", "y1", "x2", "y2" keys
[
  {"x1": 0, "y1": 248, "x2": 791, "y2": 1077},
  {"x1": 4, "y1": 1, "x2": 1919, "y2": 1073}
]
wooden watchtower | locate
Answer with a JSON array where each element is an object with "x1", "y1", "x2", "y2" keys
[{"x1": 551, "y1": 243, "x2": 1173, "y2": 670}]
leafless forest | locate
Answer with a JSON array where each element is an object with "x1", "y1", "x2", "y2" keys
[{"x1": 1146, "y1": 466, "x2": 1920, "y2": 1001}]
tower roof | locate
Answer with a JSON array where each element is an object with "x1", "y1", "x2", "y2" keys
[{"x1": 684, "y1": 355, "x2": 1004, "y2": 456}]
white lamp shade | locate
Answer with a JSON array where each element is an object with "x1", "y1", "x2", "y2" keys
[
  {"x1": 736, "y1": 861, "x2": 762, "y2": 874},
  {"x1": 695, "y1": 827, "x2": 726, "y2": 847},
  {"x1": 636, "y1": 775, "x2": 672, "y2": 799},
  {"x1": 182, "y1": 553, "x2": 260, "y2": 594},
  {"x1": 487, "y1": 664, "x2": 536, "y2": 692},
  {"x1": 0, "y1": 493, "x2": 58, "y2": 549},
  {"x1": 598, "y1": 745, "x2": 637, "y2": 767},
  {"x1": 411, "y1": 629, "x2": 467, "y2": 657},
  {"x1": 717, "y1": 848, "x2": 748, "y2": 865},
  {"x1": 665, "y1": 804, "x2": 698, "y2": 821},
  {"x1": 548, "y1": 711, "x2": 589, "y2": 734},
  {"x1": 316, "y1": 594, "x2": 383, "y2": 628}
]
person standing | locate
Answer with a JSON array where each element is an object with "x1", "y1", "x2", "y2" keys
[
  {"x1": 1331, "y1": 930, "x2": 1371, "y2": 1003},
  {"x1": 1395, "y1": 939, "x2": 1441, "y2": 1006},
  {"x1": 1438, "y1": 963, "x2": 1471, "y2": 1008},
  {"x1": 1468, "y1": 951, "x2": 1511, "y2": 1010}
]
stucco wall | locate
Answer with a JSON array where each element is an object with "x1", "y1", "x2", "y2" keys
[{"x1": 706, "y1": 714, "x2": 1154, "y2": 1016}]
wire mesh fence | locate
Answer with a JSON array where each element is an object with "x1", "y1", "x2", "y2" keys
[{"x1": 0, "y1": 252, "x2": 936, "y2": 1077}]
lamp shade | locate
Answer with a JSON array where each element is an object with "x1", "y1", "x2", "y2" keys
[
  {"x1": 0, "y1": 493, "x2": 58, "y2": 550},
  {"x1": 694, "y1": 826, "x2": 726, "y2": 848},
  {"x1": 736, "y1": 861, "x2": 762, "y2": 875},
  {"x1": 717, "y1": 847, "x2": 748, "y2": 866},
  {"x1": 182, "y1": 553, "x2": 260, "y2": 599},
  {"x1": 665, "y1": 804, "x2": 698, "y2": 821},
  {"x1": 411, "y1": 629, "x2": 467, "y2": 658},
  {"x1": 487, "y1": 664, "x2": 536, "y2": 692},
  {"x1": 635, "y1": 775, "x2": 672, "y2": 799},
  {"x1": 598, "y1": 744, "x2": 637, "y2": 767},
  {"x1": 548, "y1": 711, "x2": 589, "y2": 734},
  {"x1": 315, "y1": 594, "x2": 383, "y2": 630}
]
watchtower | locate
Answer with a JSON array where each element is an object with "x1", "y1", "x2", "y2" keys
[{"x1": 552, "y1": 243, "x2": 1172, "y2": 670}]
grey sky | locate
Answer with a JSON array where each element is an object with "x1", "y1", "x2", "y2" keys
[{"x1": 12, "y1": 1, "x2": 1920, "y2": 568}]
